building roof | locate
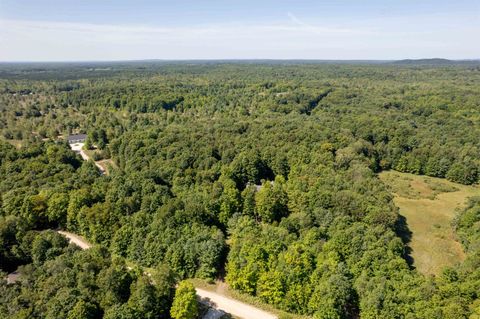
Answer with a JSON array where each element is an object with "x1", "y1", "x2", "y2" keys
[{"x1": 67, "y1": 134, "x2": 87, "y2": 141}]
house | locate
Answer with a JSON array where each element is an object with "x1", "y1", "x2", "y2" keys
[{"x1": 67, "y1": 134, "x2": 87, "y2": 144}]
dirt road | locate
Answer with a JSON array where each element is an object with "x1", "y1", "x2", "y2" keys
[
  {"x1": 57, "y1": 230, "x2": 92, "y2": 250},
  {"x1": 196, "y1": 288, "x2": 277, "y2": 319},
  {"x1": 69, "y1": 142, "x2": 105, "y2": 173},
  {"x1": 56, "y1": 231, "x2": 277, "y2": 319}
]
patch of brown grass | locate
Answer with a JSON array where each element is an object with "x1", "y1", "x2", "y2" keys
[{"x1": 379, "y1": 171, "x2": 480, "y2": 275}]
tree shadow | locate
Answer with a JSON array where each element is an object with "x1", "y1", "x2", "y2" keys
[
  {"x1": 394, "y1": 214, "x2": 415, "y2": 268},
  {"x1": 198, "y1": 297, "x2": 232, "y2": 319}
]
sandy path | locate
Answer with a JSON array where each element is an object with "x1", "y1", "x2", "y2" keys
[
  {"x1": 196, "y1": 288, "x2": 277, "y2": 319},
  {"x1": 69, "y1": 142, "x2": 106, "y2": 173},
  {"x1": 78, "y1": 149, "x2": 90, "y2": 161},
  {"x1": 80, "y1": 149, "x2": 106, "y2": 173},
  {"x1": 56, "y1": 231, "x2": 277, "y2": 319},
  {"x1": 57, "y1": 230, "x2": 92, "y2": 249}
]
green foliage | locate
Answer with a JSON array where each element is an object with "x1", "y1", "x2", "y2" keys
[
  {"x1": 97, "y1": 259, "x2": 134, "y2": 308},
  {"x1": 21, "y1": 192, "x2": 48, "y2": 228},
  {"x1": 170, "y1": 281, "x2": 198, "y2": 319},
  {"x1": 47, "y1": 192, "x2": 69, "y2": 226},
  {"x1": 0, "y1": 215, "x2": 26, "y2": 271},
  {"x1": 446, "y1": 159, "x2": 478, "y2": 185},
  {"x1": 218, "y1": 177, "x2": 241, "y2": 225},
  {"x1": 255, "y1": 176, "x2": 288, "y2": 223},
  {"x1": 0, "y1": 242, "x2": 176, "y2": 319},
  {"x1": 111, "y1": 210, "x2": 226, "y2": 279},
  {"x1": 67, "y1": 300, "x2": 99, "y2": 319},
  {"x1": 128, "y1": 276, "x2": 163, "y2": 319},
  {"x1": 1, "y1": 62, "x2": 480, "y2": 318},
  {"x1": 455, "y1": 197, "x2": 480, "y2": 252}
]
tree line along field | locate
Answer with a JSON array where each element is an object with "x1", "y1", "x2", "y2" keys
[
  {"x1": 1, "y1": 62, "x2": 480, "y2": 319},
  {"x1": 379, "y1": 171, "x2": 480, "y2": 275}
]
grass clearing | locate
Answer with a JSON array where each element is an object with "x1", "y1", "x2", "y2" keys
[{"x1": 379, "y1": 171, "x2": 480, "y2": 275}]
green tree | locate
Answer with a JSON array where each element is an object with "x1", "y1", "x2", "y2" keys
[
  {"x1": 446, "y1": 159, "x2": 478, "y2": 185},
  {"x1": 103, "y1": 304, "x2": 136, "y2": 319},
  {"x1": 67, "y1": 300, "x2": 99, "y2": 319},
  {"x1": 21, "y1": 192, "x2": 48, "y2": 228},
  {"x1": 97, "y1": 259, "x2": 134, "y2": 308},
  {"x1": 127, "y1": 276, "x2": 160, "y2": 319},
  {"x1": 170, "y1": 281, "x2": 198, "y2": 319},
  {"x1": 257, "y1": 270, "x2": 285, "y2": 306},
  {"x1": 309, "y1": 271, "x2": 354, "y2": 319},
  {"x1": 84, "y1": 136, "x2": 93, "y2": 150},
  {"x1": 47, "y1": 193, "x2": 69, "y2": 226},
  {"x1": 255, "y1": 176, "x2": 288, "y2": 223},
  {"x1": 219, "y1": 177, "x2": 241, "y2": 225},
  {"x1": 241, "y1": 184, "x2": 256, "y2": 218}
]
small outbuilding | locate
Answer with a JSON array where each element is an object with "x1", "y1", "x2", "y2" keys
[{"x1": 67, "y1": 134, "x2": 87, "y2": 144}]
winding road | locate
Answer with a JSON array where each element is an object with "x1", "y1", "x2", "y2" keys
[
  {"x1": 69, "y1": 142, "x2": 105, "y2": 173},
  {"x1": 64, "y1": 143, "x2": 278, "y2": 318},
  {"x1": 57, "y1": 230, "x2": 92, "y2": 249},
  {"x1": 57, "y1": 231, "x2": 277, "y2": 319},
  {"x1": 196, "y1": 288, "x2": 277, "y2": 319}
]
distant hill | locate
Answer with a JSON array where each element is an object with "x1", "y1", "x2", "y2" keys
[{"x1": 392, "y1": 58, "x2": 479, "y2": 66}]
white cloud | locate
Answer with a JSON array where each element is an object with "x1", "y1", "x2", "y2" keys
[{"x1": 0, "y1": 13, "x2": 478, "y2": 61}]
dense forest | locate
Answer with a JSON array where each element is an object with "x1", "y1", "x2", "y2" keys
[{"x1": 1, "y1": 62, "x2": 480, "y2": 318}]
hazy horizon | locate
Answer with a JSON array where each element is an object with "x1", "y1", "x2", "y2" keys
[
  {"x1": 1, "y1": 58, "x2": 479, "y2": 64},
  {"x1": 1, "y1": 0, "x2": 479, "y2": 62}
]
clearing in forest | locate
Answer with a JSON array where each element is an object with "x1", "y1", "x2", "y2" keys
[{"x1": 379, "y1": 171, "x2": 480, "y2": 275}]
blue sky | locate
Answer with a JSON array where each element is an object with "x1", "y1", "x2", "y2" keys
[{"x1": 0, "y1": 0, "x2": 479, "y2": 61}]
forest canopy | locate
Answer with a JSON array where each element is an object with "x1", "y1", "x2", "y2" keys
[{"x1": 1, "y1": 62, "x2": 480, "y2": 318}]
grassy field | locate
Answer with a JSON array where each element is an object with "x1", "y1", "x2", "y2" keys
[{"x1": 379, "y1": 171, "x2": 480, "y2": 275}]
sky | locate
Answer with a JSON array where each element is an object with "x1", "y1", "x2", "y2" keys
[{"x1": 0, "y1": 0, "x2": 479, "y2": 61}]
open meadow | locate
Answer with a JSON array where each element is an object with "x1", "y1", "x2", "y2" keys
[{"x1": 379, "y1": 170, "x2": 480, "y2": 275}]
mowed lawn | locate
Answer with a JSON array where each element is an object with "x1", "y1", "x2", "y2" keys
[{"x1": 379, "y1": 171, "x2": 480, "y2": 276}]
